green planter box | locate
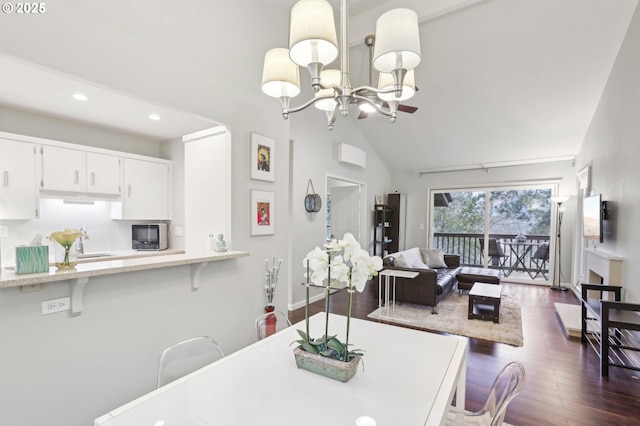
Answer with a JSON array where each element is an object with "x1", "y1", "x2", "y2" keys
[
  {"x1": 293, "y1": 346, "x2": 360, "y2": 382},
  {"x1": 16, "y1": 245, "x2": 50, "y2": 274}
]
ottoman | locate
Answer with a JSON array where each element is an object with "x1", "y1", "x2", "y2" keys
[{"x1": 456, "y1": 267, "x2": 501, "y2": 294}]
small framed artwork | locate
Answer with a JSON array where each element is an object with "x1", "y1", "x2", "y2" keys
[
  {"x1": 251, "y1": 190, "x2": 275, "y2": 236},
  {"x1": 250, "y1": 132, "x2": 275, "y2": 182},
  {"x1": 577, "y1": 165, "x2": 591, "y2": 194}
]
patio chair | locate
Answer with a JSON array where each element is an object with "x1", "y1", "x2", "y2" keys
[
  {"x1": 479, "y1": 238, "x2": 509, "y2": 276},
  {"x1": 531, "y1": 243, "x2": 550, "y2": 280}
]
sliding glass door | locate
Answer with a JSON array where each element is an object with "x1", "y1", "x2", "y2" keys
[{"x1": 430, "y1": 185, "x2": 553, "y2": 284}]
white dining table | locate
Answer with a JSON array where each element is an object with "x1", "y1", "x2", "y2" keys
[{"x1": 95, "y1": 313, "x2": 467, "y2": 426}]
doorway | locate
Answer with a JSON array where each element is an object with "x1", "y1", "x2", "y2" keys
[{"x1": 325, "y1": 176, "x2": 364, "y2": 243}]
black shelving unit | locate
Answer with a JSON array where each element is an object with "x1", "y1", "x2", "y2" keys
[{"x1": 373, "y1": 204, "x2": 394, "y2": 257}]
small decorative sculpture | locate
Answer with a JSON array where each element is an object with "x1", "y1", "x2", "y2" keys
[{"x1": 214, "y1": 233, "x2": 227, "y2": 252}]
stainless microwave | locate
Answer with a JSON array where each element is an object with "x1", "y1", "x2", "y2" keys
[{"x1": 132, "y1": 224, "x2": 168, "y2": 251}]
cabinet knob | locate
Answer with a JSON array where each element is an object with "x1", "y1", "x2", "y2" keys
[
  {"x1": 91, "y1": 172, "x2": 95, "y2": 186},
  {"x1": 2, "y1": 171, "x2": 8, "y2": 187},
  {"x1": 74, "y1": 170, "x2": 79, "y2": 184}
]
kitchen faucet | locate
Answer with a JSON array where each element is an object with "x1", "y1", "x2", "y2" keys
[{"x1": 78, "y1": 227, "x2": 86, "y2": 255}]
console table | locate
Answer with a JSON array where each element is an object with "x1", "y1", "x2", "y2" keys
[
  {"x1": 378, "y1": 268, "x2": 419, "y2": 317},
  {"x1": 581, "y1": 284, "x2": 640, "y2": 376}
]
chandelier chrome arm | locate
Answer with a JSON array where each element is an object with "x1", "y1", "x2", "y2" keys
[
  {"x1": 353, "y1": 85, "x2": 401, "y2": 97},
  {"x1": 279, "y1": 92, "x2": 336, "y2": 119},
  {"x1": 281, "y1": 85, "x2": 400, "y2": 123}
]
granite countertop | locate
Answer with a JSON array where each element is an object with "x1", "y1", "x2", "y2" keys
[{"x1": 0, "y1": 250, "x2": 249, "y2": 288}]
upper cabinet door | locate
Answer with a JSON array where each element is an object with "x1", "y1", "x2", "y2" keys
[
  {"x1": 41, "y1": 145, "x2": 86, "y2": 193},
  {"x1": 86, "y1": 152, "x2": 121, "y2": 195},
  {"x1": 121, "y1": 158, "x2": 171, "y2": 220},
  {"x1": 0, "y1": 138, "x2": 39, "y2": 220}
]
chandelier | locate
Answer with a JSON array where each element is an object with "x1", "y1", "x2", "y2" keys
[{"x1": 261, "y1": 0, "x2": 421, "y2": 130}]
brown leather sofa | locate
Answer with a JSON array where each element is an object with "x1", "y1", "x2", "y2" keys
[{"x1": 375, "y1": 253, "x2": 461, "y2": 314}]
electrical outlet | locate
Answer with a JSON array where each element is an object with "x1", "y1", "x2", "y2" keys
[
  {"x1": 41, "y1": 297, "x2": 71, "y2": 315},
  {"x1": 0, "y1": 225, "x2": 8, "y2": 238}
]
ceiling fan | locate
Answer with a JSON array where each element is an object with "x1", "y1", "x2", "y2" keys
[{"x1": 357, "y1": 35, "x2": 419, "y2": 120}]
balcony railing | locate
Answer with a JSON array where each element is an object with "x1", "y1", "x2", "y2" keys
[{"x1": 433, "y1": 232, "x2": 550, "y2": 279}]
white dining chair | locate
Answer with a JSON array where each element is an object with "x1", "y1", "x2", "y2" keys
[
  {"x1": 445, "y1": 361, "x2": 525, "y2": 426},
  {"x1": 255, "y1": 310, "x2": 292, "y2": 340},
  {"x1": 156, "y1": 336, "x2": 225, "y2": 388}
]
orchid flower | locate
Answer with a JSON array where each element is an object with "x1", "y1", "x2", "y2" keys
[
  {"x1": 301, "y1": 233, "x2": 384, "y2": 363},
  {"x1": 303, "y1": 247, "x2": 329, "y2": 286}
]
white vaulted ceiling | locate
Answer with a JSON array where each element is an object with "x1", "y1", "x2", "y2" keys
[{"x1": 0, "y1": 0, "x2": 637, "y2": 172}]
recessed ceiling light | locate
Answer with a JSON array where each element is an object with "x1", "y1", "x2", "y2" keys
[
  {"x1": 149, "y1": 114, "x2": 161, "y2": 121},
  {"x1": 72, "y1": 93, "x2": 88, "y2": 101}
]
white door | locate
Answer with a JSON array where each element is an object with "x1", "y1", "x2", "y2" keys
[{"x1": 330, "y1": 185, "x2": 361, "y2": 241}]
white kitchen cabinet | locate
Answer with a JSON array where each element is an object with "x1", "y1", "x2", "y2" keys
[
  {"x1": 41, "y1": 145, "x2": 86, "y2": 192},
  {"x1": 41, "y1": 146, "x2": 121, "y2": 196},
  {"x1": 114, "y1": 158, "x2": 171, "y2": 220},
  {"x1": 0, "y1": 138, "x2": 39, "y2": 219},
  {"x1": 86, "y1": 152, "x2": 121, "y2": 195}
]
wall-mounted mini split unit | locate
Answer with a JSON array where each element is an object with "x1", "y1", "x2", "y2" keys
[{"x1": 337, "y1": 143, "x2": 366, "y2": 168}]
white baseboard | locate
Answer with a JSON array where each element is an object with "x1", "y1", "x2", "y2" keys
[{"x1": 288, "y1": 289, "x2": 342, "y2": 311}]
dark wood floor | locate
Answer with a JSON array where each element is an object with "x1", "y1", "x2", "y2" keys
[{"x1": 290, "y1": 283, "x2": 640, "y2": 425}]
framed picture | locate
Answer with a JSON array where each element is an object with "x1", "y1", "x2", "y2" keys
[
  {"x1": 251, "y1": 190, "x2": 275, "y2": 236},
  {"x1": 250, "y1": 132, "x2": 275, "y2": 182},
  {"x1": 577, "y1": 165, "x2": 591, "y2": 194}
]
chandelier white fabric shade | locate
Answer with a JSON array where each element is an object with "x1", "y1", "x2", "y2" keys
[
  {"x1": 314, "y1": 69, "x2": 341, "y2": 111},
  {"x1": 261, "y1": 48, "x2": 301, "y2": 99},
  {"x1": 373, "y1": 9, "x2": 421, "y2": 73},
  {"x1": 378, "y1": 70, "x2": 416, "y2": 102},
  {"x1": 289, "y1": 0, "x2": 338, "y2": 67}
]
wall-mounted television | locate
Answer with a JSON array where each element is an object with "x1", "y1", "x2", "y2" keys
[{"x1": 583, "y1": 194, "x2": 603, "y2": 243}]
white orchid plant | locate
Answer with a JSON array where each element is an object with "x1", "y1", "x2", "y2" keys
[{"x1": 295, "y1": 233, "x2": 383, "y2": 362}]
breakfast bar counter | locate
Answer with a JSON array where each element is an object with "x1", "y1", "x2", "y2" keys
[
  {"x1": 0, "y1": 250, "x2": 249, "y2": 289},
  {"x1": 0, "y1": 250, "x2": 249, "y2": 315}
]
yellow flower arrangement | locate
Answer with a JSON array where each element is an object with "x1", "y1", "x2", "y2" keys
[{"x1": 48, "y1": 228, "x2": 88, "y2": 269}]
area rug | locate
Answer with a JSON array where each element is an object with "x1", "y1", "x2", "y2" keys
[{"x1": 367, "y1": 292, "x2": 524, "y2": 347}]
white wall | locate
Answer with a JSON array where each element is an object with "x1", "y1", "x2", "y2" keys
[
  {"x1": 184, "y1": 127, "x2": 230, "y2": 255},
  {"x1": 391, "y1": 161, "x2": 577, "y2": 284},
  {"x1": 289, "y1": 108, "x2": 392, "y2": 309},
  {"x1": 575, "y1": 3, "x2": 640, "y2": 303}
]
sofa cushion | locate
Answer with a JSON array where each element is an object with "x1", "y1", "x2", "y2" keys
[
  {"x1": 420, "y1": 248, "x2": 448, "y2": 268},
  {"x1": 395, "y1": 248, "x2": 430, "y2": 269}
]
